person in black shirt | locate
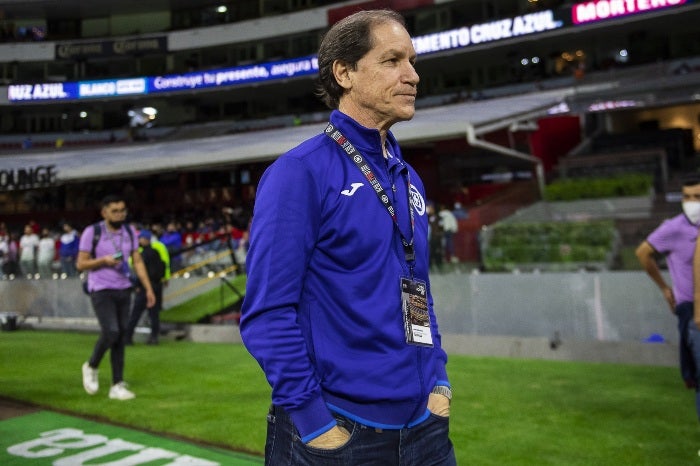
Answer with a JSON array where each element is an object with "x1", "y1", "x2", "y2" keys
[{"x1": 126, "y1": 230, "x2": 168, "y2": 345}]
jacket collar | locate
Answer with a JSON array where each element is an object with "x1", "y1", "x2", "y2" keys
[{"x1": 329, "y1": 110, "x2": 401, "y2": 161}]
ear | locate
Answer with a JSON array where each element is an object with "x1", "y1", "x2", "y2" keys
[{"x1": 332, "y1": 59, "x2": 353, "y2": 91}]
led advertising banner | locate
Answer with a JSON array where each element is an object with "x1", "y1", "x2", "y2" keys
[
  {"x1": 7, "y1": 82, "x2": 78, "y2": 101},
  {"x1": 7, "y1": 55, "x2": 319, "y2": 103},
  {"x1": 412, "y1": 10, "x2": 564, "y2": 55},
  {"x1": 149, "y1": 55, "x2": 318, "y2": 94},
  {"x1": 572, "y1": 0, "x2": 687, "y2": 24},
  {"x1": 8, "y1": 9, "x2": 566, "y2": 104}
]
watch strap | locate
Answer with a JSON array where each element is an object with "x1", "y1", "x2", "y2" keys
[{"x1": 431, "y1": 385, "x2": 452, "y2": 400}]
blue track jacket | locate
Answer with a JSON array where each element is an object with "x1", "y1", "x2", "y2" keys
[{"x1": 240, "y1": 110, "x2": 450, "y2": 443}]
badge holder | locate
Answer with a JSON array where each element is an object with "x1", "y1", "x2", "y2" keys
[{"x1": 401, "y1": 276, "x2": 433, "y2": 347}]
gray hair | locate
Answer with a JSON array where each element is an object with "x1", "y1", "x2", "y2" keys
[{"x1": 315, "y1": 10, "x2": 406, "y2": 109}]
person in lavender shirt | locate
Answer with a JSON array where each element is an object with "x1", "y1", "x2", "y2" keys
[
  {"x1": 637, "y1": 176, "x2": 700, "y2": 418},
  {"x1": 77, "y1": 194, "x2": 155, "y2": 401}
]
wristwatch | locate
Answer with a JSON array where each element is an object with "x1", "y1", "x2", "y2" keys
[{"x1": 431, "y1": 385, "x2": 452, "y2": 401}]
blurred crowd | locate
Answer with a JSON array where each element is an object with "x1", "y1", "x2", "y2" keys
[{"x1": 0, "y1": 207, "x2": 250, "y2": 279}]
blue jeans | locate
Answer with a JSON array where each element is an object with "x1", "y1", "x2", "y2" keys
[
  {"x1": 265, "y1": 405, "x2": 456, "y2": 466},
  {"x1": 676, "y1": 302, "x2": 697, "y2": 386},
  {"x1": 681, "y1": 301, "x2": 700, "y2": 421}
]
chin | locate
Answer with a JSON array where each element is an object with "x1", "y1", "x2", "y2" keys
[{"x1": 399, "y1": 110, "x2": 416, "y2": 121}]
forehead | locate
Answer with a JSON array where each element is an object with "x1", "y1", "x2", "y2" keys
[
  {"x1": 683, "y1": 184, "x2": 700, "y2": 195},
  {"x1": 367, "y1": 20, "x2": 414, "y2": 54},
  {"x1": 104, "y1": 201, "x2": 126, "y2": 210}
]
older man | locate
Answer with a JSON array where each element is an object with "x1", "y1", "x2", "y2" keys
[{"x1": 240, "y1": 10, "x2": 454, "y2": 465}]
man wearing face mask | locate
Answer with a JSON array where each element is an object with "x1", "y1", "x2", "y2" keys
[
  {"x1": 77, "y1": 194, "x2": 155, "y2": 401},
  {"x1": 636, "y1": 176, "x2": 700, "y2": 418}
]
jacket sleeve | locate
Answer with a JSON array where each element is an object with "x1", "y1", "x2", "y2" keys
[{"x1": 240, "y1": 155, "x2": 336, "y2": 443}]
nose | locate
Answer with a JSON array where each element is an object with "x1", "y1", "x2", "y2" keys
[{"x1": 403, "y1": 61, "x2": 419, "y2": 87}]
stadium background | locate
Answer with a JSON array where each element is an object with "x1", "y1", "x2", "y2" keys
[
  {"x1": 0, "y1": 0, "x2": 697, "y2": 278},
  {"x1": 1, "y1": 0, "x2": 698, "y2": 254}
]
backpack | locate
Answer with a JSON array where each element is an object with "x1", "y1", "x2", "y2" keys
[{"x1": 81, "y1": 223, "x2": 135, "y2": 294}]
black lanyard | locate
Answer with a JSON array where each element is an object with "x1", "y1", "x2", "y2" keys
[{"x1": 324, "y1": 122, "x2": 416, "y2": 269}]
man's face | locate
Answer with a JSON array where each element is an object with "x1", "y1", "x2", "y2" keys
[
  {"x1": 102, "y1": 201, "x2": 127, "y2": 224},
  {"x1": 340, "y1": 21, "x2": 419, "y2": 131},
  {"x1": 681, "y1": 184, "x2": 700, "y2": 224},
  {"x1": 682, "y1": 184, "x2": 700, "y2": 203}
]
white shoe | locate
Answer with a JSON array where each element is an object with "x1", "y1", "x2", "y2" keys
[
  {"x1": 82, "y1": 362, "x2": 99, "y2": 395},
  {"x1": 109, "y1": 382, "x2": 135, "y2": 400}
]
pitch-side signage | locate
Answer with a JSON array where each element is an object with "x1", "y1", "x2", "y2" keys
[
  {"x1": 412, "y1": 10, "x2": 563, "y2": 55},
  {"x1": 572, "y1": 0, "x2": 686, "y2": 24}
]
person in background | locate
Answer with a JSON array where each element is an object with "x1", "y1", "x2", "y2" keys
[
  {"x1": 18, "y1": 224, "x2": 39, "y2": 276},
  {"x1": 77, "y1": 194, "x2": 155, "y2": 401},
  {"x1": 427, "y1": 202, "x2": 444, "y2": 273},
  {"x1": 3, "y1": 232, "x2": 20, "y2": 276},
  {"x1": 159, "y1": 221, "x2": 182, "y2": 272},
  {"x1": 126, "y1": 229, "x2": 170, "y2": 345},
  {"x1": 438, "y1": 204, "x2": 458, "y2": 263},
  {"x1": 637, "y1": 176, "x2": 700, "y2": 419},
  {"x1": 452, "y1": 202, "x2": 468, "y2": 220},
  {"x1": 28, "y1": 219, "x2": 40, "y2": 234},
  {"x1": 181, "y1": 220, "x2": 199, "y2": 268},
  {"x1": 240, "y1": 10, "x2": 454, "y2": 465},
  {"x1": 233, "y1": 230, "x2": 249, "y2": 274},
  {"x1": 59, "y1": 222, "x2": 80, "y2": 277},
  {"x1": 36, "y1": 227, "x2": 56, "y2": 277}
]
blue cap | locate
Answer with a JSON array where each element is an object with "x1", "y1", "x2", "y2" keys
[{"x1": 138, "y1": 230, "x2": 152, "y2": 240}]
